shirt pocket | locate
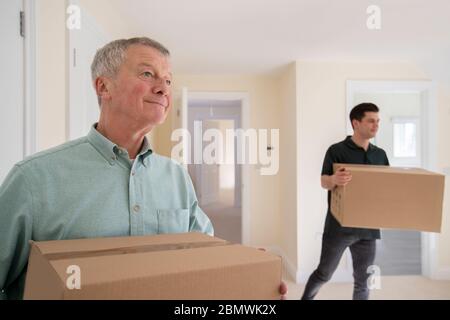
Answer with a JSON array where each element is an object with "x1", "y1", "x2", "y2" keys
[{"x1": 157, "y1": 208, "x2": 190, "y2": 234}]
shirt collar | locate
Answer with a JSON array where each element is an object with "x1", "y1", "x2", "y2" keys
[
  {"x1": 87, "y1": 124, "x2": 153, "y2": 166},
  {"x1": 138, "y1": 136, "x2": 153, "y2": 167},
  {"x1": 344, "y1": 135, "x2": 375, "y2": 152}
]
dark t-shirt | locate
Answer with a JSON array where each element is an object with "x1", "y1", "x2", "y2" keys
[{"x1": 322, "y1": 136, "x2": 390, "y2": 239}]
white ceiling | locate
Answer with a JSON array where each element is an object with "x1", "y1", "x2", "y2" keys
[{"x1": 80, "y1": 0, "x2": 450, "y2": 81}]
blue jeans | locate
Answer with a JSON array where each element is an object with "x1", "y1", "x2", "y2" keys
[{"x1": 301, "y1": 235, "x2": 376, "y2": 300}]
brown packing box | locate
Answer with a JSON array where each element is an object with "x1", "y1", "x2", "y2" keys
[
  {"x1": 331, "y1": 163, "x2": 445, "y2": 232},
  {"x1": 23, "y1": 232, "x2": 282, "y2": 300}
]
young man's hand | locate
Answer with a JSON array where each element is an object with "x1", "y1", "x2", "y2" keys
[{"x1": 332, "y1": 167, "x2": 352, "y2": 186}]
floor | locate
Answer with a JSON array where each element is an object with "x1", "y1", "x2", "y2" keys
[
  {"x1": 199, "y1": 187, "x2": 450, "y2": 300},
  {"x1": 283, "y1": 272, "x2": 450, "y2": 300}
]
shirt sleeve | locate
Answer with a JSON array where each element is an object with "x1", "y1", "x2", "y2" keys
[
  {"x1": 384, "y1": 151, "x2": 390, "y2": 166},
  {"x1": 182, "y1": 168, "x2": 214, "y2": 236},
  {"x1": 0, "y1": 165, "x2": 33, "y2": 300},
  {"x1": 321, "y1": 146, "x2": 335, "y2": 176}
]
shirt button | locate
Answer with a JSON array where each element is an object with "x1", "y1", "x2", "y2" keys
[
  {"x1": 133, "y1": 205, "x2": 141, "y2": 213},
  {"x1": 131, "y1": 171, "x2": 135, "y2": 176}
]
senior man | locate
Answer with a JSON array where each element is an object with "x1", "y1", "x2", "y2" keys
[{"x1": 0, "y1": 37, "x2": 287, "y2": 300}]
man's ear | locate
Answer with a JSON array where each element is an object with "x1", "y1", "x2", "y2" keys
[{"x1": 94, "y1": 76, "x2": 112, "y2": 105}]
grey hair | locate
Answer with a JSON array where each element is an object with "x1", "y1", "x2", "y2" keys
[{"x1": 91, "y1": 37, "x2": 170, "y2": 105}]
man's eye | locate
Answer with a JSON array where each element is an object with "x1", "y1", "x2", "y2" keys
[
  {"x1": 142, "y1": 71, "x2": 153, "y2": 78},
  {"x1": 166, "y1": 79, "x2": 172, "y2": 86}
]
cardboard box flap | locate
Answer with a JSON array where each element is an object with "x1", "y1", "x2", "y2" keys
[
  {"x1": 49, "y1": 244, "x2": 281, "y2": 288},
  {"x1": 44, "y1": 240, "x2": 229, "y2": 261},
  {"x1": 29, "y1": 232, "x2": 224, "y2": 255},
  {"x1": 333, "y1": 163, "x2": 443, "y2": 176}
]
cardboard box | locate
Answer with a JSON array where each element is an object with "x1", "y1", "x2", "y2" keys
[
  {"x1": 24, "y1": 232, "x2": 282, "y2": 300},
  {"x1": 331, "y1": 163, "x2": 445, "y2": 232}
]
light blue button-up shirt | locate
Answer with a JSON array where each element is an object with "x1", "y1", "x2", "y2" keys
[{"x1": 0, "y1": 125, "x2": 213, "y2": 299}]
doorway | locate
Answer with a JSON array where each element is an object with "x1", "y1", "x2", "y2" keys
[
  {"x1": 354, "y1": 91, "x2": 422, "y2": 275},
  {"x1": 187, "y1": 99, "x2": 242, "y2": 243},
  {"x1": 346, "y1": 80, "x2": 437, "y2": 277}
]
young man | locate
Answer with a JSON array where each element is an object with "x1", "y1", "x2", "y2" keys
[{"x1": 301, "y1": 103, "x2": 389, "y2": 300}]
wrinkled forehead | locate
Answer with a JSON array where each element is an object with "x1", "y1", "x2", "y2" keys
[{"x1": 123, "y1": 44, "x2": 171, "y2": 73}]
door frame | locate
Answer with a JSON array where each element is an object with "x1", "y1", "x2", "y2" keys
[
  {"x1": 180, "y1": 90, "x2": 251, "y2": 245},
  {"x1": 346, "y1": 80, "x2": 439, "y2": 279},
  {"x1": 24, "y1": 0, "x2": 37, "y2": 156},
  {"x1": 66, "y1": 0, "x2": 109, "y2": 140}
]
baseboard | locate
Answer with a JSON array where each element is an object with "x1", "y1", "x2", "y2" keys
[
  {"x1": 258, "y1": 245, "x2": 448, "y2": 284},
  {"x1": 264, "y1": 246, "x2": 353, "y2": 284},
  {"x1": 432, "y1": 267, "x2": 450, "y2": 280}
]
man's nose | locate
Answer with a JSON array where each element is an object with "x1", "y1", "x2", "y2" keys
[{"x1": 152, "y1": 78, "x2": 170, "y2": 96}]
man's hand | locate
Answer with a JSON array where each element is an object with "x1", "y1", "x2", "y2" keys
[
  {"x1": 257, "y1": 248, "x2": 288, "y2": 299},
  {"x1": 279, "y1": 281, "x2": 288, "y2": 300},
  {"x1": 331, "y1": 167, "x2": 352, "y2": 187}
]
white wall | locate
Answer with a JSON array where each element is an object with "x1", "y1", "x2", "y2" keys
[
  {"x1": 436, "y1": 83, "x2": 450, "y2": 274},
  {"x1": 278, "y1": 63, "x2": 299, "y2": 279},
  {"x1": 78, "y1": 0, "x2": 134, "y2": 38},
  {"x1": 36, "y1": 0, "x2": 67, "y2": 151}
]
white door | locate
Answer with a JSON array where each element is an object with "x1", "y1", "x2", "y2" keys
[
  {"x1": 187, "y1": 103, "x2": 242, "y2": 207},
  {"x1": 68, "y1": 1, "x2": 109, "y2": 140},
  {"x1": 186, "y1": 100, "x2": 243, "y2": 243},
  {"x1": 0, "y1": 0, "x2": 24, "y2": 183},
  {"x1": 199, "y1": 120, "x2": 221, "y2": 206}
]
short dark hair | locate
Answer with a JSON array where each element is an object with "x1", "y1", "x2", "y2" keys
[{"x1": 350, "y1": 103, "x2": 379, "y2": 128}]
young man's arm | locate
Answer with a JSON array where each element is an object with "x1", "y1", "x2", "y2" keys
[
  {"x1": 321, "y1": 167, "x2": 352, "y2": 190},
  {"x1": 320, "y1": 146, "x2": 352, "y2": 191}
]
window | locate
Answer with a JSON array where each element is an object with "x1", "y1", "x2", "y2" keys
[
  {"x1": 393, "y1": 122, "x2": 417, "y2": 157},
  {"x1": 391, "y1": 117, "x2": 421, "y2": 167}
]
